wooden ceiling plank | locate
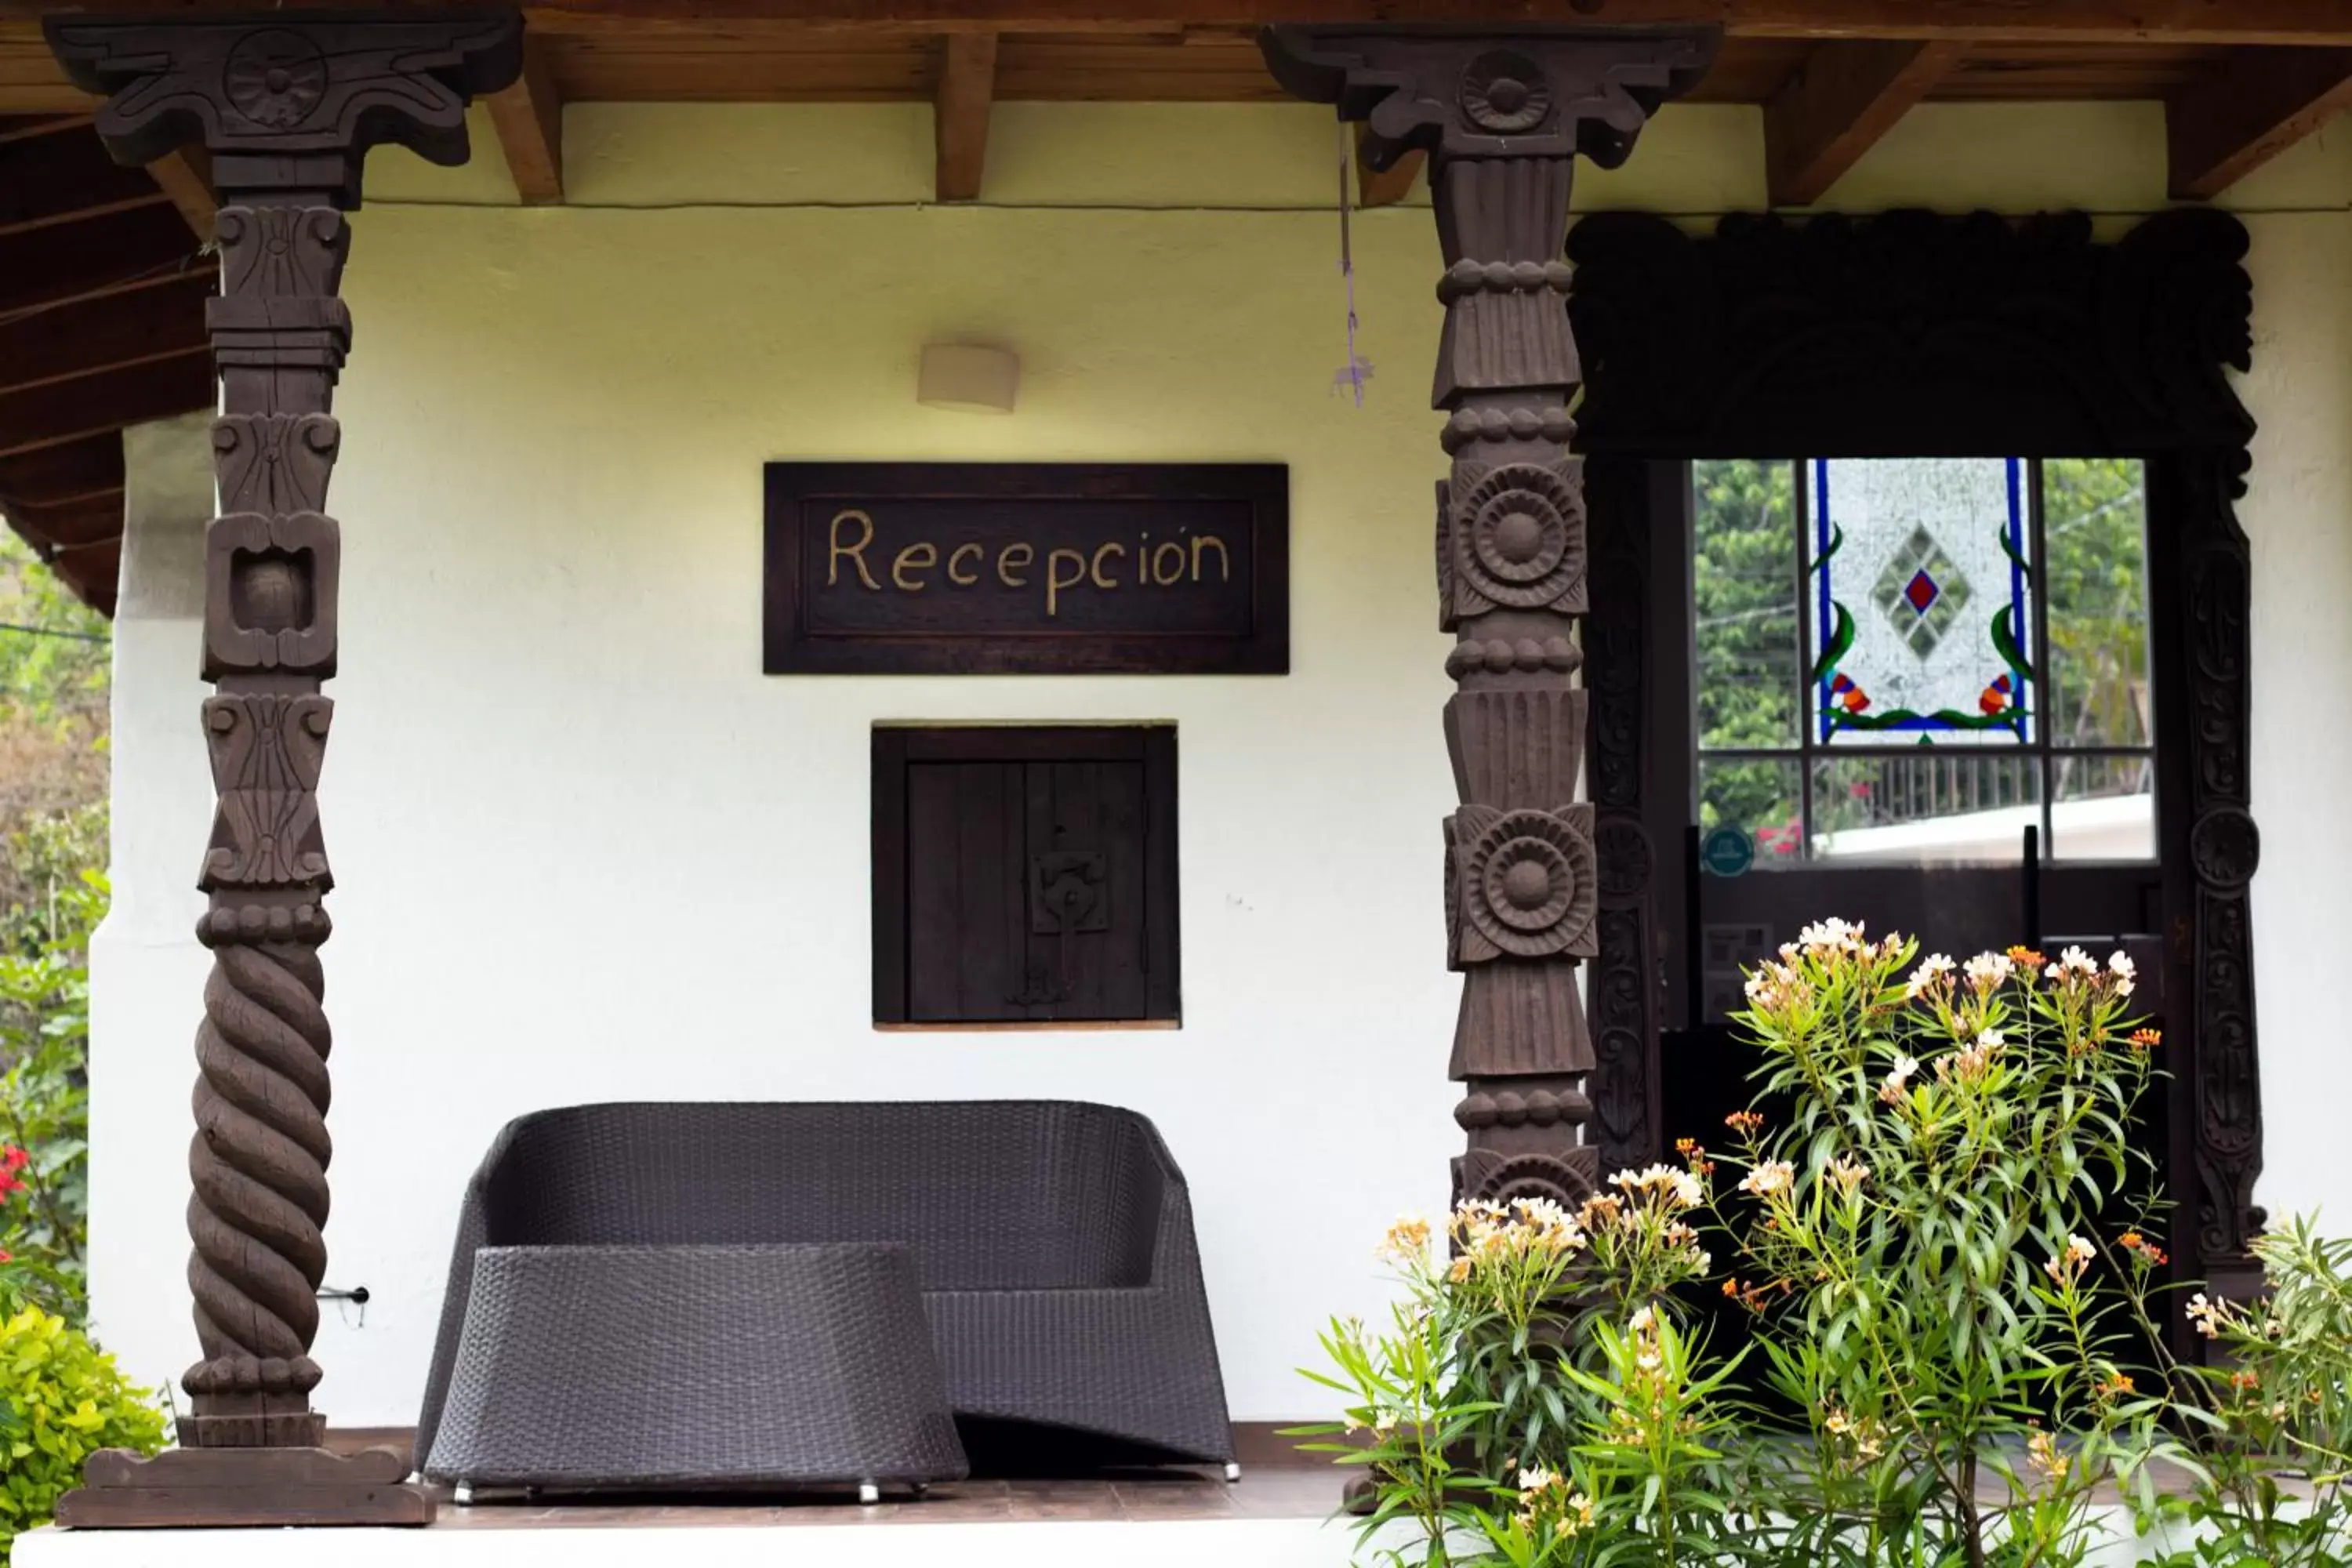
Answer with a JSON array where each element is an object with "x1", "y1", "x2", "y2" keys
[
  {"x1": 1355, "y1": 123, "x2": 1421, "y2": 209},
  {"x1": 0, "y1": 351, "x2": 216, "y2": 461},
  {"x1": 0, "y1": 273, "x2": 212, "y2": 396},
  {"x1": 1766, "y1": 38, "x2": 1966, "y2": 205},
  {"x1": 147, "y1": 144, "x2": 215, "y2": 240},
  {"x1": 2169, "y1": 46, "x2": 2352, "y2": 199},
  {"x1": 490, "y1": 33, "x2": 565, "y2": 203},
  {"x1": 0, "y1": 85, "x2": 95, "y2": 114},
  {"x1": 3, "y1": 2, "x2": 2350, "y2": 45},
  {"x1": 0, "y1": 113, "x2": 90, "y2": 145},
  {"x1": 0, "y1": 190, "x2": 168, "y2": 238},
  {"x1": 5, "y1": 497, "x2": 123, "y2": 550},
  {"x1": 516, "y1": 2, "x2": 2352, "y2": 46},
  {"x1": 934, "y1": 28, "x2": 997, "y2": 200},
  {"x1": 0, "y1": 433, "x2": 122, "y2": 510},
  {"x1": 0, "y1": 123, "x2": 162, "y2": 230},
  {"x1": 0, "y1": 205, "x2": 207, "y2": 317}
]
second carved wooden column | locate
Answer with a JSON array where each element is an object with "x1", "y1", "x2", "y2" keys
[{"x1": 1261, "y1": 25, "x2": 1715, "y2": 1214}]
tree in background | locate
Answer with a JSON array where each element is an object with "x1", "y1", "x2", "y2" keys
[
  {"x1": 0, "y1": 531, "x2": 111, "y2": 1321},
  {"x1": 1692, "y1": 459, "x2": 1802, "y2": 857}
]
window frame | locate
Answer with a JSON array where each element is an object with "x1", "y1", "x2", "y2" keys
[
  {"x1": 869, "y1": 723, "x2": 1181, "y2": 1029},
  {"x1": 1691, "y1": 456, "x2": 2159, "y2": 868}
]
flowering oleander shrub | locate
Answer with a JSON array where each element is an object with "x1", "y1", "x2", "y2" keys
[
  {"x1": 1298, "y1": 916, "x2": 2252, "y2": 1568},
  {"x1": 1303, "y1": 1192, "x2": 1744, "y2": 1567},
  {"x1": 1701, "y1": 920, "x2": 2185, "y2": 1568},
  {"x1": 2139, "y1": 1216, "x2": 2352, "y2": 1566}
]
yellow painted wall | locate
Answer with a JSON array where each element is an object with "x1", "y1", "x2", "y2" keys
[{"x1": 91, "y1": 97, "x2": 2352, "y2": 1429}]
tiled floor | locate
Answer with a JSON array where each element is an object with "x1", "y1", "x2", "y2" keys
[{"x1": 426, "y1": 1467, "x2": 1342, "y2": 1528}]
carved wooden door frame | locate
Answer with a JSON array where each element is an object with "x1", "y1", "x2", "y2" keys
[{"x1": 1567, "y1": 207, "x2": 2265, "y2": 1303}]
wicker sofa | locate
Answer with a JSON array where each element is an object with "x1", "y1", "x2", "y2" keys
[{"x1": 415, "y1": 1099, "x2": 1235, "y2": 1483}]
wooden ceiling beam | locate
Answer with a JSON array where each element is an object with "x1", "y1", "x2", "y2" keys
[
  {"x1": 8, "y1": 4, "x2": 2352, "y2": 45},
  {"x1": 1355, "y1": 124, "x2": 1421, "y2": 209},
  {"x1": 147, "y1": 144, "x2": 215, "y2": 239},
  {"x1": 934, "y1": 28, "x2": 996, "y2": 200},
  {"x1": 1766, "y1": 38, "x2": 1965, "y2": 205},
  {"x1": 0, "y1": 270, "x2": 212, "y2": 395},
  {"x1": 2168, "y1": 46, "x2": 2352, "y2": 198},
  {"x1": 489, "y1": 32, "x2": 565, "y2": 203},
  {"x1": 0, "y1": 350, "x2": 213, "y2": 461}
]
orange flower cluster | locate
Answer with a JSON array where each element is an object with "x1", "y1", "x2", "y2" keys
[
  {"x1": 1719, "y1": 1275, "x2": 1791, "y2": 1314},
  {"x1": 1672, "y1": 1137, "x2": 1717, "y2": 1177},
  {"x1": 2118, "y1": 1231, "x2": 2170, "y2": 1267},
  {"x1": 2006, "y1": 945, "x2": 2049, "y2": 970},
  {"x1": 1723, "y1": 1110, "x2": 1766, "y2": 1137},
  {"x1": 2128, "y1": 1027, "x2": 2162, "y2": 1052}
]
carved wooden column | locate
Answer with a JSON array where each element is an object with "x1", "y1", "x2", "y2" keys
[
  {"x1": 1261, "y1": 27, "x2": 1714, "y2": 1214},
  {"x1": 44, "y1": 12, "x2": 520, "y2": 1526}
]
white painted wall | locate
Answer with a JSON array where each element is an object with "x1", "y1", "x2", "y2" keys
[{"x1": 89, "y1": 100, "x2": 2352, "y2": 1428}]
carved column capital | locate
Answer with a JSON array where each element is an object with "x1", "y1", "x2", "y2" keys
[
  {"x1": 45, "y1": 10, "x2": 521, "y2": 202},
  {"x1": 1259, "y1": 26, "x2": 1717, "y2": 171}
]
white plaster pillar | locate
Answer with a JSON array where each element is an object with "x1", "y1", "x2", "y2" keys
[{"x1": 85, "y1": 410, "x2": 213, "y2": 1391}]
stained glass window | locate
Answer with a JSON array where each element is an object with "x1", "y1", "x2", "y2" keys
[
  {"x1": 1809, "y1": 458, "x2": 2032, "y2": 746},
  {"x1": 1691, "y1": 457, "x2": 2154, "y2": 866}
]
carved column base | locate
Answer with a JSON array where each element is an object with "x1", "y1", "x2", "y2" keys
[
  {"x1": 178, "y1": 1389, "x2": 326, "y2": 1449},
  {"x1": 53, "y1": 1447, "x2": 433, "y2": 1528}
]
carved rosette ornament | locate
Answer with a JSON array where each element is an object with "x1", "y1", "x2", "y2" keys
[
  {"x1": 44, "y1": 8, "x2": 519, "y2": 1521},
  {"x1": 1261, "y1": 25, "x2": 1715, "y2": 1220}
]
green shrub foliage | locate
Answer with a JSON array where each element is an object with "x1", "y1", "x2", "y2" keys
[{"x1": 0, "y1": 1305, "x2": 165, "y2": 1565}]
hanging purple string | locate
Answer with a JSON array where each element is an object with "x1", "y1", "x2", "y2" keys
[{"x1": 1333, "y1": 114, "x2": 1371, "y2": 406}]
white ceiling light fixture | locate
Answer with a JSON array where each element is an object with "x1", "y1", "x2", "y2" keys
[{"x1": 917, "y1": 343, "x2": 1020, "y2": 415}]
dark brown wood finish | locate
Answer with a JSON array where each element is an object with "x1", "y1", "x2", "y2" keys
[
  {"x1": 41, "y1": 5, "x2": 521, "y2": 1524},
  {"x1": 765, "y1": 463, "x2": 1288, "y2": 675},
  {"x1": 1261, "y1": 23, "x2": 1715, "y2": 1215},
  {"x1": 873, "y1": 724, "x2": 1179, "y2": 1026},
  {"x1": 1566, "y1": 205, "x2": 2264, "y2": 1308}
]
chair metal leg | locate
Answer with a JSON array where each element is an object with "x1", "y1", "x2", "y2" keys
[
  {"x1": 1224, "y1": 1462, "x2": 1243, "y2": 1483},
  {"x1": 912, "y1": 1483, "x2": 931, "y2": 1499},
  {"x1": 452, "y1": 1483, "x2": 476, "y2": 1508},
  {"x1": 858, "y1": 1482, "x2": 881, "y2": 1504}
]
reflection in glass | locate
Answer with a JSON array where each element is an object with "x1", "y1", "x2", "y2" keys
[
  {"x1": 2043, "y1": 459, "x2": 2153, "y2": 749},
  {"x1": 1693, "y1": 460, "x2": 1801, "y2": 752},
  {"x1": 2049, "y1": 752, "x2": 2157, "y2": 861},
  {"x1": 1697, "y1": 757, "x2": 1805, "y2": 871},
  {"x1": 1810, "y1": 753, "x2": 2041, "y2": 865}
]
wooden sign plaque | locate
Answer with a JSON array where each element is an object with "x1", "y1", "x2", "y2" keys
[{"x1": 764, "y1": 463, "x2": 1289, "y2": 675}]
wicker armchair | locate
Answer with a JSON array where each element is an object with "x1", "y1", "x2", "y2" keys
[{"x1": 416, "y1": 1100, "x2": 1235, "y2": 1480}]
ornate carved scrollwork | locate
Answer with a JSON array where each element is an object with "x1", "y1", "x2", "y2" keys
[
  {"x1": 45, "y1": 8, "x2": 522, "y2": 1465},
  {"x1": 1566, "y1": 205, "x2": 2264, "y2": 1294},
  {"x1": 1261, "y1": 22, "x2": 1716, "y2": 1230}
]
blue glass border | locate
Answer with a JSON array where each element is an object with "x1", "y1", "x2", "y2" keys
[{"x1": 1812, "y1": 457, "x2": 2031, "y2": 743}]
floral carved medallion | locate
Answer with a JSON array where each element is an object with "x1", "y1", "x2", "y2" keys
[
  {"x1": 1452, "y1": 804, "x2": 1598, "y2": 962},
  {"x1": 223, "y1": 29, "x2": 328, "y2": 129}
]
